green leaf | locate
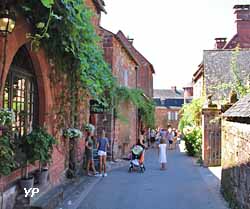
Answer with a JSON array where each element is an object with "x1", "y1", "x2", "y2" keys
[
  {"x1": 40, "y1": 0, "x2": 54, "y2": 8},
  {"x1": 36, "y1": 22, "x2": 45, "y2": 29}
]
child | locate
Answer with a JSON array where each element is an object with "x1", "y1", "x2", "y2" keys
[{"x1": 158, "y1": 138, "x2": 167, "y2": 170}]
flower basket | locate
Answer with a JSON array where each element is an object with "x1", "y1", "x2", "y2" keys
[{"x1": 63, "y1": 128, "x2": 82, "y2": 139}]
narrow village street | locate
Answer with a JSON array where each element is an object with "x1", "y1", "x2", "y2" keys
[
  {"x1": 76, "y1": 143, "x2": 229, "y2": 209},
  {"x1": 2, "y1": 1, "x2": 250, "y2": 209}
]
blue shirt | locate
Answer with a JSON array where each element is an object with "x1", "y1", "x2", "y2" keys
[{"x1": 97, "y1": 137, "x2": 109, "y2": 152}]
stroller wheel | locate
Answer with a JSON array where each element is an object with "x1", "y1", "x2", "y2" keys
[
  {"x1": 140, "y1": 167, "x2": 145, "y2": 173},
  {"x1": 128, "y1": 167, "x2": 132, "y2": 173}
]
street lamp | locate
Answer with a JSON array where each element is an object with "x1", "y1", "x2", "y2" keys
[
  {"x1": 0, "y1": 4, "x2": 16, "y2": 96},
  {"x1": 0, "y1": 9, "x2": 16, "y2": 36}
]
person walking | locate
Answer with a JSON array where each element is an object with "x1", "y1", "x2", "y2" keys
[
  {"x1": 150, "y1": 129, "x2": 156, "y2": 148},
  {"x1": 97, "y1": 130, "x2": 109, "y2": 177},
  {"x1": 138, "y1": 129, "x2": 146, "y2": 149},
  {"x1": 158, "y1": 138, "x2": 167, "y2": 170},
  {"x1": 85, "y1": 130, "x2": 98, "y2": 176},
  {"x1": 167, "y1": 127, "x2": 174, "y2": 150}
]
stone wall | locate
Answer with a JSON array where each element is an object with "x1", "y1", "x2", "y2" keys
[
  {"x1": 221, "y1": 120, "x2": 250, "y2": 209},
  {"x1": 203, "y1": 49, "x2": 250, "y2": 101}
]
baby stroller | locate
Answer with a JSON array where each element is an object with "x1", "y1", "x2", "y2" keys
[{"x1": 128, "y1": 145, "x2": 146, "y2": 173}]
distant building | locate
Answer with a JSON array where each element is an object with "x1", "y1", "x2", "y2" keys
[
  {"x1": 183, "y1": 82, "x2": 193, "y2": 103},
  {"x1": 154, "y1": 86, "x2": 185, "y2": 129},
  {"x1": 193, "y1": 5, "x2": 250, "y2": 102}
]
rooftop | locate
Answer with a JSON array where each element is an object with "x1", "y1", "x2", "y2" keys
[
  {"x1": 154, "y1": 89, "x2": 184, "y2": 99},
  {"x1": 223, "y1": 94, "x2": 250, "y2": 118}
]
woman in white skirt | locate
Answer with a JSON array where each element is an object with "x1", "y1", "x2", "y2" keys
[{"x1": 158, "y1": 138, "x2": 167, "y2": 170}]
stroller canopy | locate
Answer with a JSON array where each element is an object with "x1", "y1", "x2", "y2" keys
[{"x1": 132, "y1": 145, "x2": 143, "y2": 155}]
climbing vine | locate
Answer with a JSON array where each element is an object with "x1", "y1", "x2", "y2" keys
[
  {"x1": 18, "y1": 0, "x2": 115, "y2": 106},
  {"x1": 16, "y1": 0, "x2": 155, "y2": 128},
  {"x1": 211, "y1": 45, "x2": 250, "y2": 101},
  {"x1": 113, "y1": 87, "x2": 155, "y2": 128}
]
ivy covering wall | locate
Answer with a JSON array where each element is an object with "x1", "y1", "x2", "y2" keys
[{"x1": 17, "y1": 0, "x2": 155, "y2": 128}]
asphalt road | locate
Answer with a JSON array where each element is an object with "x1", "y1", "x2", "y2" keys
[{"x1": 77, "y1": 145, "x2": 229, "y2": 209}]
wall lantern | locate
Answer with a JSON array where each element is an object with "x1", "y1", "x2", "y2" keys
[
  {"x1": 0, "y1": 3, "x2": 16, "y2": 92},
  {"x1": 0, "y1": 9, "x2": 16, "y2": 36}
]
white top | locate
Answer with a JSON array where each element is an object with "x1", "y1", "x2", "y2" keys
[{"x1": 159, "y1": 144, "x2": 167, "y2": 163}]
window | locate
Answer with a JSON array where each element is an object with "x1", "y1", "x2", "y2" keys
[
  {"x1": 168, "y1": 111, "x2": 178, "y2": 121},
  {"x1": 123, "y1": 70, "x2": 128, "y2": 87},
  {"x1": 3, "y1": 46, "x2": 39, "y2": 138}
]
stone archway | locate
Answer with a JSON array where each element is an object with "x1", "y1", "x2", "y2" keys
[
  {"x1": 0, "y1": 14, "x2": 54, "y2": 193},
  {"x1": 0, "y1": 15, "x2": 52, "y2": 126}
]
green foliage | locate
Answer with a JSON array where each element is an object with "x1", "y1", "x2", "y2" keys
[
  {"x1": 21, "y1": 128, "x2": 57, "y2": 166},
  {"x1": 0, "y1": 135, "x2": 16, "y2": 176},
  {"x1": 230, "y1": 45, "x2": 250, "y2": 97},
  {"x1": 40, "y1": 0, "x2": 54, "y2": 8},
  {"x1": 183, "y1": 126, "x2": 202, "y2": 156},
  {"x1": 178, "y1": 98, "x2": 205, "y2": 132},
  {"x1": 18, "y1": 0, "x2": 115, "y2": 105},
  {"x1": 178, "y1": 98, "x2": 204, "y2": 157},
  {"x1": 113, "y1": 87, "x2": 155, "y2": 128},
  {"x1": 0, "y1": 109, "x2": 15, "y2": 126},
  {"x1": 63, "y1": 128, "x2": 82, "y2": 138},
  {"x1": 212, "y1": 45, "x2": 250, "y2": 99},
  {"x1": 17, "y1": 0, "x2": 154, "y2": 128}
]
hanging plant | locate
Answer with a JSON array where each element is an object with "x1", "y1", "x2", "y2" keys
[
  {"x1": 63, "y1": 128, "x2": 83, "y2": 139},
  {"x1": 18, "y1": 0, "x2": 115, "y2": 106}
]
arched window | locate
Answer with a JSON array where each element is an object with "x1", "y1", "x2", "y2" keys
[{"x1": 3, "y1": 46, "x2": 39, "y2": 138}]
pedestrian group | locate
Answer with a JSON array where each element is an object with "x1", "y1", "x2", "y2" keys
[{"x1": 84, "y1": 123, "x2": 182, "y2": 176}]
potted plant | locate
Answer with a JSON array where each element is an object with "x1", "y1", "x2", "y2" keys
[
  {"x1": 19, "y1": 127, "x2": 57, "y2": 188},
  {"x1": 0, "y1": 135, "x2": 16, "y2": 176},
  {"x1": 0, "y1": 109, "x2": 16, "y2": 177}
]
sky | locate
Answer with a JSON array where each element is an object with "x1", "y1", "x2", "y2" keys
[{"x1": 101, "y1": 0, "x2": 250, "y2": 90}]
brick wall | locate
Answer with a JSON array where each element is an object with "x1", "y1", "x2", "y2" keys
[
  {"x1": 101, "y1": 29, "x2": 138, "y2": 158},
  {"x1": 221, "y1": 120, "x2": 250, "y2": 209},
  {"x1": 0, "y1": 1, "x2": 96, "y2": 193},
  {"x1": 85, "y1": 0, "x2": 101, "y2": 31},
  {"x1": 155, "y1": 107, "x2": 180, "y2": 129}
]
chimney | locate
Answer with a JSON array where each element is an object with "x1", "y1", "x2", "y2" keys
[
  {"x1": 171, "y1": 86, "x2": 177, "y2": 92},
  {"x1": 214, "y1": 38, "x2": 227, "y2": 49},
  {"x1": 234, "y1": 5, "x2": 250, "y2": 48}
]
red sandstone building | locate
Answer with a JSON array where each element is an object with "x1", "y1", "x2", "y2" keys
[
  {"x1": 0, "y1": 1, "x2": 106, "y2": 208},
  {"x1": 154, "y1": 86, "x2": 193, "y2": 129},
  {"x1": 98, "y1": 28, "x2": 139, "y2": 158},
  {"x1": 91, "y1": 28, "x2": 155, "y2": 158},
  {"x1": 0, "y1": 1, "x2": 154, "y2": 208}
]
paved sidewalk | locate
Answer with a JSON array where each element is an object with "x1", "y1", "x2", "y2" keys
[
  {"x1": 55, "y1": 159, "x2": 129, "y2": 209},
  {"x1": 179, "y1": 140, "x2": 228, "y2": 208}
]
